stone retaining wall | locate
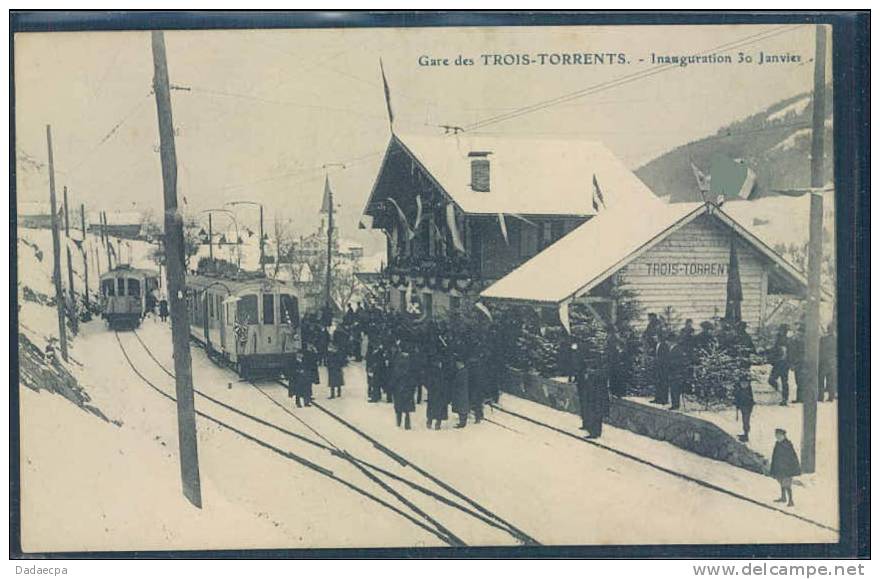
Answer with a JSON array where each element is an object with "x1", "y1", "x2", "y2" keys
[{"x1": 502, "y1": 367, "x2": 769, "y2": 474}]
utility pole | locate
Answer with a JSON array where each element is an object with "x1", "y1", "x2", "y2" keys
[
  {"x1": 801, "y1": 23, "x2": 826, "y2": 474},
  {"x1": 325, "y1": 176, "x2": 334, "y2": 314},
  {"x1": 208, "y1": 212, "x2": 213, "y2": 260},
  {"x1": 81, "y1": 204, "x2": 90, "y2": 311},
  {"x1": 259, "y1": 204, "x2": 264, "y2": 275},
  {"x1": 46, "y1": 125, "x2": 68, "y2": 362},
  {"x1": 66, "y1": 233, "x2": 78, "y2": 334},
  {"x1": 152, "y1": 29, "x2": 202, "y2": 508},
  {"x1": 63, "y1": 186, "x2": 70, "y2": 238}
]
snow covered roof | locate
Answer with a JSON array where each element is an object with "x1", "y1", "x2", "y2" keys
[
  {"x1": 481, "y1": 202, "x2": 808, "y2": 305},
  {"x1": 368, "y1": 132, "x2": 658, "y2": 217}
]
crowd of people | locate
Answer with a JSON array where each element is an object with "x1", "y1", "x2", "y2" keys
[{"x1": 283, "y1": 303, "x2": 505, "y2": 431}]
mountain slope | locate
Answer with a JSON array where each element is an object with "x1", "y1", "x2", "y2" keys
[{"x1": 636, "y1": 86, "x2": 834, "y2": 203}]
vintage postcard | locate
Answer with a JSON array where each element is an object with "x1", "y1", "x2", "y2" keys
[{"x1": 13, "y1": 18, "x2": 846, "y2": 553}]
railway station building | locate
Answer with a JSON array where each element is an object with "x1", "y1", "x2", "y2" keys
[{"x1": 361, "y1": 131, "x2": 808, "y2": 330}]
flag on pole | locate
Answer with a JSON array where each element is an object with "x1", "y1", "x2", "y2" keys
[
  {"x1": 413, "y1": 194, "x2": 424, "y2": 232},
  {"x1": 710, "y1": 153, "x2": 757, "y2": 201},
  {"x1": 559, "y1": 300, "x2": 571, "y2": 334},
  {"x1": 387, "y1": 197, "x2": 415, "y2": 240},
  {"x1": 592, "y1": 174, "x2": 606, "y2": 212},
  {"x1": 498, "y1": 213, "x2": 509, "y2": 245},
  {"x1": 379, "y1": 58, "x2": 394, "y2": 130},
  {"x1": 446, "y1": 203, "x2": 466, "y2": 253}
]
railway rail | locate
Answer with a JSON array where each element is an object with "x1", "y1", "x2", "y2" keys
[{"x1": 121, "y1": 329, "x2": 539, "y2": 546}]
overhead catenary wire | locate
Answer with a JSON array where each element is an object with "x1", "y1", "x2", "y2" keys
[{"x1": 463, "y1": 25, "x2": 807, "y2": 132}]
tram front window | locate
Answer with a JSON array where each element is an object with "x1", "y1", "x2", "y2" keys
[
  {"x1": 262, "y1": 294, "x2": 275, "y2": 325},
  {"x1": 102, "y1": 279, "x2": 115, "y2": 296},
  {"x1": 127, "y1": 278, "x2": 141, "y2": 297},
  {"x1": 236, "y1": 294, "x2": 258, "y2": 325}
]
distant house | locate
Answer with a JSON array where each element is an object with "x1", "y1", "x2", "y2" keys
[
  {"x1": 17, "y1": 202, "x2": 54, "y2": 229},
  {"x1": 87, "y1": 211, "x2": 144, "y2": 240},
  {"x1": 360, "y1": 131, "x2": 658, "y2": 318}
]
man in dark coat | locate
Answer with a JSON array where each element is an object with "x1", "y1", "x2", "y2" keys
[
  {"x1": 652, "y1": 330, "x2": 672, "y2": 405},
  {"x1": 365, "y1": 340, "x2": 387, "y2": 403},
  {"x1": 327, "y1": 345, "x2": 345, "y2": 399},
  {"x1": 425, "y1": 352, "x2": 449, "y2": 430},
  {"x1": 582, "y1": 369, "x2": 611, "y2": 439},
  {"x1": 390, "y1": 346, "x2": 416, "y2": 429},
  {"x1": 316, "y1": 326, "x2": 330, "y2": 367},
  {"x1": 605, "y1": 328, "x2": 626, "y2": 397},
  {"x1": 770, "y1": 428, "x2": 801, "y2": 506},
  {"x1": 467, "y1": 353, "x2": 487, "y2": 424},
  {"x1": 159, "y1": 297, "x2": 169, "y2": 322},
  {"x1": 733, "y1": 380, "x2": 755, "y2": 442},
  {"x1": 451, "y1": 358, "x2": 470, "y2": 429},
  {"x1": 788, "y1": 324, "x2": 807, "y2": 403},
  {"x1": 768, "y1": 324, "x2": 791, "y2": 405},
  {"x1": 818, "y1": 324, "x2": 837, "y2": 402},
  {"x1": 410, "y1": 344, "x2": 428, "y2": 405},
  {"x1": 667, "y1": 335, "x2": 688, "y2": 410}
]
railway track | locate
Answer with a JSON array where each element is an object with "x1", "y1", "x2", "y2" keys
[
  {"x1": 122, "y1": 329, "x2": 539, "y2": 546},
  {"x1": 488, "y1": 403, "x2": 839, "y2": 534}
]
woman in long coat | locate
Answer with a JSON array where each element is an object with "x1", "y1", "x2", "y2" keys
[
  {"x1": 327, "y1": 346, "x2": 345, "y2": 399},
  {"x1": 451, "y1": 358, "x2": 470, "y2": 428},
  {"x1": 390, "y1": 348, "x2": 415, "y2": 429},
  {"x1": 425, "y1": 353, "x2": 449, "y2": 430}
]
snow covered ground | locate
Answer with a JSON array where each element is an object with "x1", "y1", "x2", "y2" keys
[{"x1": 17, "y1": 228, "x2": 839, "y2": 551}]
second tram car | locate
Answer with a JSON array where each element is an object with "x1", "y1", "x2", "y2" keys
[
  {"x1": 100, "y1": 266, "x2": 160, "y2": 330},
  {"x1": 186, "y1": 274, "x2": 302, "y2": 378}
]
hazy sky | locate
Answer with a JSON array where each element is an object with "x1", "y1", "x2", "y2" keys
[{"x1": 14, "y1": 23, "x2": 828, "y2": 252}]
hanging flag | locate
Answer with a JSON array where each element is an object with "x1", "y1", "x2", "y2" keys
[
  {"x1": 379, "y1": 58, "x2": 394, "y2": 130},
  {"x1": 475, "y1": 301, "x2": 493, "y2": 321},
  {"x1": 710, "y1": 153, "x2": 757, "y2": 201},
  {"x1": 387, "y1": 197, "x2": 415, "y2": 240},
  {"x1": 446, "y1": 203, "x2": 466, "y2": 253},
  {"x1": 413, "y1": 194, "x2": 424, "y2": 232},
  {"x1": 559, "y1": 300, "x2": 571, "y2": 334},
  {"x1": 690, "y1": 159, "x2": 711, "y2": 194},
  {"x1": 725, "y1": 235, "x2": 743, "y2": 323},
  {"x1": 592, "y1": 174, "x2": 606, "y2": 212},
  {"x1": 320, "y1": 176, "x2": 332, "y2": 214},
  {"x1": 498, "y1": 213, "x2": 509, "y2": 245}
]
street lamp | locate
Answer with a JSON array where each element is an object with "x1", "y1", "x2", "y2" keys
[
  {"x1": 199, "y1": 208, "x2": 241, "y2": 269},
  {"x1": 226, "y1": 201, "x2": 265, "y2": 274}
]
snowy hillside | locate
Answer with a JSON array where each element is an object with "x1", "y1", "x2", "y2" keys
[{"x1": 636, "y1": 86, "x2": 834, "y2": 204}]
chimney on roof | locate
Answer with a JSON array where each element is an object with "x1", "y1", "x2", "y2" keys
[{"x1": 469, "y1": 151, "x2": 491, "y2": 192}]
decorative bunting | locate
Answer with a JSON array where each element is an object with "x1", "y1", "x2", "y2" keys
[
  {"x1": 387, "y1": 197, "x2": 415, "y2": 240},
  {"x1": 592, "y1": 174, "x2": 606, "y2": 212},
  {"x1": 446, "y1": 203, "x2": 465, "y2": 253},
  {"x1": 475, "y1": 301, "x2": 493, "y2": 321},
  {"x1": 559, "y1": 300, "x2": 571, "y2": 334}
]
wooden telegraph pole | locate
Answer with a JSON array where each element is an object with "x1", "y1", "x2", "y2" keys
[
  {"x1": 151, "y1": 30, "x2": 202, "y2": 508},
  {"x1": 81, "y1": 204, "x2": 90, "y2": 311},
  {"x1": 46, "y1": 125, "x2": 68, "y2": 362},
  {"x1": 63, "y1": 186, "x2": 78, "y2": 334},
  {"x1": 801, "y1": 24, "x2": 827, "y2": 474},
  {"x1": 325, "y1": 176, "x2": 334, "y2": 315},
  {"x1": 208, "y1": 212, "x2": 213, "y2": 260},
  {"x1": 259, "y1": 204, "x2": 265, "y2": 275}
]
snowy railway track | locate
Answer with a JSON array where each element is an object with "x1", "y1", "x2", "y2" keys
[
  {"x1": 488, "y1": 403, "x2": 839, "y2": 534},
  {"x1": 114, "y1": 331, "x2": 461, "y2": 547},
  {"x1": 124, "y1": 329, "x2": 540, "y2": 546}
]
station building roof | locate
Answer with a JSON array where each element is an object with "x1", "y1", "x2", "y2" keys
[
  {"x1": 480, "y1": 201, "x2": 809, "y2": 306},
  {"x1": 364, "y1": 131, "x2": 659, "y2": 219}
]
